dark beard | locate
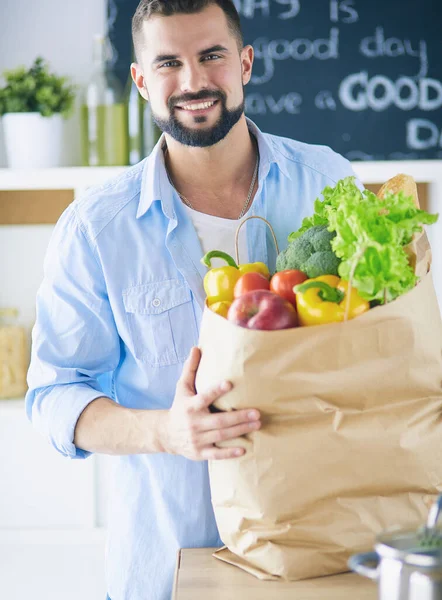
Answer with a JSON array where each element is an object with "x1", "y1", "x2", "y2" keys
[{"x1": 150, "y1": 88, "x2": 245, "y2": 147}]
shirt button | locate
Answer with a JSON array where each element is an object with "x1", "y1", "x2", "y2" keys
[{"x1": 152, "y1": 298, "x2": 161, "y2": 308}]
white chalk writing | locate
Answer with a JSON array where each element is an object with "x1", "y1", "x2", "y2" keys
[
  {"x1": 233, "y1": 0, "x2": 300, "y2": 19},
  {"x1": 359, "y1": 27, "x2": 428, "y2": 78},
  {"x1": 245, "y1": 92, "x2": 303, "y2": 114},
  {"x1": 339, "y1": 72, "x2": 442, "y2": 112},
  {"x1": 406, "y1": 119, "x2": 442, "y2": 150},
  {"x1": 315, "y1": 90, "x2": 337, "y2": 110},
  {"x1": 232, "y1": 0, "x2": 439, "y2": 157},
  {"x1": 274, "y1": 0, "x2": 301, "y2": 20},
  {"x1": 251, "y1": 29, "x2": 339, "y2": 84},
  {"x1": 329, "y1": 0, "x2": 359, "y2": 24}
]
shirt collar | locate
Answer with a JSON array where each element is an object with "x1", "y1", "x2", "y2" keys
[
  {"x1": 137, "y1": 133, "x2": 173, "y2": 219},
  {"x1": 136, "y1": 117, "x2": 289, "y2": 219}
]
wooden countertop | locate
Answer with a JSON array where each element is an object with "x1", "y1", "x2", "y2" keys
[{"x1": 172, "y1": 548, "x2": 377, "y2": 599}]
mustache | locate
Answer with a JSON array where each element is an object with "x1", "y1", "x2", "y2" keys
[{"x1": 169, "y1": 89, "x2": 226, "y2": 108}]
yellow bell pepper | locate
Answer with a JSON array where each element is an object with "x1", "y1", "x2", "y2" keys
[
  {"x1": 209, "y1": 300, "x2": 232, "y2": 318},
  {"x1": 293, "y1": 275, "x2": 370, "y2": 326},
  {"x1": 238, "y1": 262, "x2": 270, "y2": 278},
  {"x1": 201, "y1": 251, "x2": 269, "y2": 305}
]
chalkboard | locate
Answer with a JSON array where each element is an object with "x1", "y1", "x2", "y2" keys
[{"x1": 107, "y1": 0, "x2": 442, "y2": 160}]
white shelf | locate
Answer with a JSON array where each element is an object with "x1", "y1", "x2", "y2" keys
[
  {"x1": 0, "y1": 161, "x2": 440, "y2": 191},
  {"x1": 352, "y1": 160, "x2": 442, "y2": 184},
  {"x1": 0, "y1": 398, "x2": 25, "y2": 413},
  {"x1": 0, "y1": 166, "x2": 129, "y2": 191}
]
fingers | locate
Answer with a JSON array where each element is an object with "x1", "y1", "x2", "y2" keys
[
  {"x1": 200, "y1": 445, "x2": 246, "y2": 461},
  {"x1": 178, "y1": 347, "x2": 201, "y2": 395},
  {"x1": 199, "y1": 419, "x2": 261, "y2": 447},
  {"x1": 193, "y1": 380, "x2": 233, "y2": 411},
  {"x1": 197, "y1": 407, "x2": 260, "y2": 433}
]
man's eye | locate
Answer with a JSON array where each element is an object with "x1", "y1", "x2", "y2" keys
[{"x1": 160, "y1": 55, "x2": 221, "y2": 68}]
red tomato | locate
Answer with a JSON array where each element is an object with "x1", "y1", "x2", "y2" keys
[
  {"x1": 234, "y1": 272, "x2": 270, "y2": 298},
  {"x1": 270, "y1": 270, "x2": 308, "y2": 305}
]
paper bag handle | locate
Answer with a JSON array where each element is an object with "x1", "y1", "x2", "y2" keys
[
  {"x1": 234, "y1": 215, "x2": 279, "y2": 265},
  {"x1": 234, "y1": 216, "x2": 357, "y2": 321},
  {"x1": 234, "y1": 217, "x2": 362, "y2": 322}
]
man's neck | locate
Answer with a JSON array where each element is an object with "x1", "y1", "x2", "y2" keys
[{"x1": 163, "y1": 117, "x2": 259, "y2": 219}]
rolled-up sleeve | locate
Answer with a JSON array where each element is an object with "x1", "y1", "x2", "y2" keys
[{"x1": 26, "y1": 204, "x2": 120, "y2": 459}]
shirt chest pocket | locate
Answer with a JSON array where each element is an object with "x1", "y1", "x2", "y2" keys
[{"x1": 123, "y1": 280, "x2": 198, "y2": 367}]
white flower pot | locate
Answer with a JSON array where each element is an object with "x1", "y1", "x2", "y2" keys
[{"x1": 2, "y1": 112, "x2": 64, "y2": 168}]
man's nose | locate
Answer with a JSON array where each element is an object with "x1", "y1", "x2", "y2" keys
[{"x1": 179, "y1": 62, "x2": 208, "y2": 94}]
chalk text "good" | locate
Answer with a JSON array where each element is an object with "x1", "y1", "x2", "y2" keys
[{"x1": 339, "y1": 72, "x2": 442, "y2": 112}]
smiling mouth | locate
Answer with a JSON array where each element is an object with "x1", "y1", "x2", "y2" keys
[{"x1": 175, "y1": 99, "x2": 219, "y2": 112}]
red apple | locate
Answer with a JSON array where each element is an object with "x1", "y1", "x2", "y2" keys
[
  {"x1": 234, "y1": 272, "x2": 270, "y2": 298},
  {"x1": 270, "y1": 270, "x2": 308, "y2": 305},
  {"x1": 227, "y1": 290, "x2": 298, "y2": 330}
]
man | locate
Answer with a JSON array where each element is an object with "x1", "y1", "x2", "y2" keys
[{"x1": 26, "y1": 1, "x2": 359, "y2": 598}]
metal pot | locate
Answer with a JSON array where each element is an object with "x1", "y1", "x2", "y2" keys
[{"x1": 349, "y1": 495, "x2": 442, "y2": 600}]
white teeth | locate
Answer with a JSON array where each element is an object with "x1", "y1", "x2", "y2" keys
[{"x1": 180, "y1": 101, "x2": 216, "y2": 111}]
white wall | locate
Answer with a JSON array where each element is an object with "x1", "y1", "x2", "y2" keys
[
  {"x1": 0, "y1": 0, "x2": 108, "y2": 167},
  {"x1": 0, "y1": 4, "x2": 111, "y2": 598},
  {"x1": 0, "y1": 0, "x2": 107, "y2": 320}
]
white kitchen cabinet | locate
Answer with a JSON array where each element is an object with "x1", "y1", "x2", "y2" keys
[
  {"x1": 0, "y1": 400, "x2": 95, "y2": 529},
  {"x1": 0, "y1": 168, "x2": 124, "y2": 535},
  {"x1": 0, "y1": 398, "x2": 116, "y2": 530},
  {"x1": 0, "y1": 529, "x2": 107, "y2": 600}
]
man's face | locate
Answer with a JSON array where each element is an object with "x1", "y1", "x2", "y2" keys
[{"x1": 135, "y1": 4, "x2": 253, "y2": 147}]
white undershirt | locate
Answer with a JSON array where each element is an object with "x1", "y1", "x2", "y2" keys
[{"x1": 183, "y1": 204, "x2": 250, "y2": 267}]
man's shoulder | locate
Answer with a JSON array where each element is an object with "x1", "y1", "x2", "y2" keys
[
  {"x1": 72, "y1": 160, "x2": 146, "y2": 240},
  {"x1": 263, "y1": 131, "x2": 354, "y2": 184}
]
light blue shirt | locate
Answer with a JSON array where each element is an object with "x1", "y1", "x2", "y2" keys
[{"x1": 26, "y1": 118, "x2": 358, "y2": 600}]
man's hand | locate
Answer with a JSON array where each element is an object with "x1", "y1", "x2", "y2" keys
[{"x1": 160, "y1": 347, "x2": 261, "y2": 460}]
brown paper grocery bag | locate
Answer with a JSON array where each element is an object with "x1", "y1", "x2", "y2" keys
[{"x1": 195, "y1": 175, "x2": 442, "y2": 581}]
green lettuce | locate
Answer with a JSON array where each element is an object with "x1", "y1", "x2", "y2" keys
[
  {"x1": 288, "y1": 177, "x2": 362, "y2": 242},
  {"x1": 287, "y1": 177, "x2": 439, "y2": 303}
]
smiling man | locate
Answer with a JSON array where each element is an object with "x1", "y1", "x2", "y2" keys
[
  {"x1": 25, "y1": 2, "x2": 359, "y2": 599},
  {"x1": 131, "y1": 1, "x2": 260, "y2": 220}
]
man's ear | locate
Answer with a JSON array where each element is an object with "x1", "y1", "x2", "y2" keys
[
  {"x1": 131, "y1": 63, "x2": 149, "y2": 101},
  {"x1": 241, "y1": 45, "x2": 254, "y2": 86}
]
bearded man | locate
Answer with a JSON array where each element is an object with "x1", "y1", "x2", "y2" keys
[{"x1": 26, "y1": 2, "x2": 358, "y2": 598}]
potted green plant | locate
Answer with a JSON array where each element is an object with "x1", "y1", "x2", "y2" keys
[{"x1": 0, "y1": 57, "x2": 76, "y2": 168}]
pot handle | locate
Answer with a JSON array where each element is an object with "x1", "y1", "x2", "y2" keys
[{"x1": 348, "y1": 552, "x2": 380, "y2": 581}]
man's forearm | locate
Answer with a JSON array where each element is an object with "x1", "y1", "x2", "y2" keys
[{"x1": 74, "y1": 397, "x2": 167, "y2": 455}]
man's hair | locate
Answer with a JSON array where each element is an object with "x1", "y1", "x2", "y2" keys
[{"x1": 132, "y1": 0, "x2": 244, "y2": 61}]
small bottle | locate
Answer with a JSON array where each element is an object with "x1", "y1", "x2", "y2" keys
[
  {"x1": 125, "y1": 49, "x2": 144, "y2": 165},
  {"x1": 81, "y1": 34, "x2": 129, "y2": 166}
]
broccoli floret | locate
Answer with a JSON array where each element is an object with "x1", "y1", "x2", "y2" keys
[
  {"x1": 309, "y1": 226, "x2": 336, "y2": 253},
  {"x1": 276, "y1": 225, "x2": 340, "y2": 278},
  {"x1": 303, "y1": 250, "x2": 340, "y2": 278},
  {"x1": 299, "y1": 224, "x2": 325, "y2": 243},
  {"x1": 275, "y1": 249, "x2": 289, "y2": 272},
  {"x1": 275, "y1": 236, "x2": 312, "y2": 272}
]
